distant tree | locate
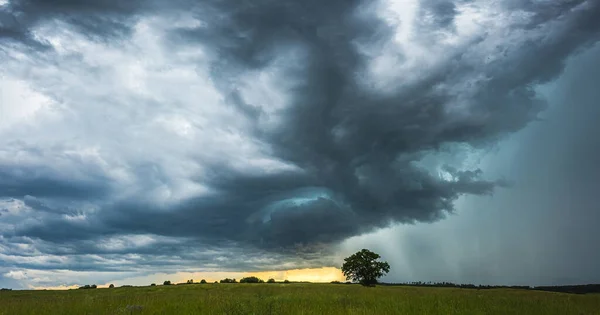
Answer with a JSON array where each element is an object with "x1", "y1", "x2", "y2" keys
[
  {"x1": 267, "y1": 278, "x2": 276, "y2": 283},
  {"x1": 240, "y1": 276, "x2": 262, "y2": 283},
  {"x1": 150, "y1": 283, "x2": 156, "y2": 286},
  {"x1": 214, "y1": 281, "x2": 218, "y2": 284},
  {"x1": 220, "y1": 278, "x2": 237, "y2": 283},
  {"x1": 109, "y1": 284, "x2": 114, "y2": 288},
  {"x1": 200, "y1": 279, "x2": 207, "y2": 284},
  {"x1": 163, "y1": 280, "x2": 172, "y2": 286},
  {"x1": 186, "y1": 279, "x2": 194, "y2": 284},
  {"x1": 341, "y1": 249, "x2": 390, "y2": 286},
  {"x1": 283, "y1": 280, "x2": 290, "y2": 284}
]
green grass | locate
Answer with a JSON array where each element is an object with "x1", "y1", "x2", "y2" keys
[{"x1": 1, "y1": 283, "x2": 599, "y2": 315}]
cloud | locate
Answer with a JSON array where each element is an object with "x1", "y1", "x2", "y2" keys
[{"x1": 1, "y1": 0, "x2": 599, "y2": 287}]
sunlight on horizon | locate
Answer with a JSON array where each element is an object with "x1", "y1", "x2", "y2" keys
[{"x1": 29, "y1": 267, "x2": 346, "y2": 290}]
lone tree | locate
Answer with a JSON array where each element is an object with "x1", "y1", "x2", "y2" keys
[{"x1": 341, "y1": 249, "x2": 390, "y2": 286}]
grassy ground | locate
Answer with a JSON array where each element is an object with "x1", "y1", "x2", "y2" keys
[{"x1": 1, "y1": 283, "x2": 599, "y2": 315}]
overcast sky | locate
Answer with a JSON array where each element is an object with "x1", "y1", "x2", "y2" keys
[{"x1": 1, "y1": 0, "x2": 599, "y2": 289}]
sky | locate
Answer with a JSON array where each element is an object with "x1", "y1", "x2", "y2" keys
[{"x1": 0, "y1": 0, "x2": 599, "y2": 289}]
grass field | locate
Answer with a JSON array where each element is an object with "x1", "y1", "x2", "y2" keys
[{"x1": 1, "y1": 283, "x2": 599, "y2": 315}]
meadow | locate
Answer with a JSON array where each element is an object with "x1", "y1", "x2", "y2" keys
[{"x1": 1, "y1": 283, "x2": 599, "y2": 315}]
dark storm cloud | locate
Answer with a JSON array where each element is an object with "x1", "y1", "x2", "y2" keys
[
  {"x1": 0, "y1": 143, "x2": 113, "y2": 200},
  {"x1": 0, "y1": 168, "x2": 111, "y2": 199},
  {"x1": 151, "y1": 0, "x2": 600, "y2": 247},
  {"x1": 1, "y1": 0, "x2": 600, "y2": 280},
  {"x1": 0, "y1": 9, "x2": 20, "y2": 36}
]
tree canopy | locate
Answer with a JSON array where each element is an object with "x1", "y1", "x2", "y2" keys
[{"x1": 341, "y1": 249, "x2": 390, "y2": 286}]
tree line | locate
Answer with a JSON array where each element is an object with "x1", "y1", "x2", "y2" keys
[{"x1": 78, "y1": 277, "x2": 289, "y2": 289}]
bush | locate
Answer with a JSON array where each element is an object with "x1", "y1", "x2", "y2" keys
[
  {"x1": 240, "y1": 276, "x2": 262, "y2": 283},
  {"x1": 200, "y1": 279, "x2": 207, "y2": 284},
  {"x1": 267, "y1": 278, "x2": 276, "y2": 283},
  {"x1": 78, "y1": 284, "x2": 97, "y2": 290},
  {"x1": 150, "y1": 283, "x2": 156, "y2": 286},
  {"x1": 163, "y1": 281, "x2": 172, "y2": 286},
  {"x1": 108, "y1": 284, "x2": 114, "y2": 288}
]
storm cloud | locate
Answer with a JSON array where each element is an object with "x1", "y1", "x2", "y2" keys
[{"x1": 1, "y1": 0, "x2": 599, "y2": 288}]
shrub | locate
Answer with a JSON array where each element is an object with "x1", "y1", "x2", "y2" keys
[
  {"x1": 163, "y1": 281, "x2": 172, "y2": 286},
  {"x1": 267, "y1": 278, "x2": 276, "y2": 283}
]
